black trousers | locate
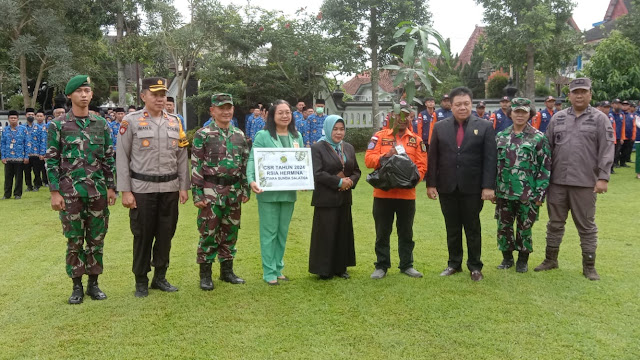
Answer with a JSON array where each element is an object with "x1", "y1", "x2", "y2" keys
[
  {"x1": 372, "y1": 197, "x2": 416, "y2": 271},
  {"x1": 438, "y1": 190, "x2": 484, "y2": 271},
  {"x1": 4, "y1": 162, "x2": 23, "y2": 198},
  {"x1": 24, "y1": 156, "x2": 43, "y2": 188},
  {"x1": 35, "y1": 156, "x2": 47, "y2": 185},
  {"x1": 614, "y1": 142, "x2": 623, "y2": 166},
  {"x1": 130, "y1": 192, "x2": 179, "y2": 276},
  {"x1": 621, "y1": 141, "x2": 634, "y2": 164}
]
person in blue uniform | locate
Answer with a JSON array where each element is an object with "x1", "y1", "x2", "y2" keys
[
  {"x1": 491, "y1": 96, "x2": 513, "y2": 133},
  {"x1": 472, "y1": 101, "x2": 490, "y2": 120},
  {"x1": 436, "y1": 95, "x2": 453, "y2": 121},
  {"x1": 532, "y1": 96, "x2": 556, "y2": 133},
  {"x1": 294, "y1": 102, "x2": 308, "y2": 145},
  {"x1": 2, "y1": 110, "x2": 28, "y2": 199},
  {"x1": 306, "y1": 99, "x2": 327, "y2": 146},
  {"x1": 609, "y1": 99, "x2": 625, "y2": 168}
]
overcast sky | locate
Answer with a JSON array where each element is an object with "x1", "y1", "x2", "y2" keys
[{"x1": 174, "y1": 0, "x2": 610, "y2": 54}]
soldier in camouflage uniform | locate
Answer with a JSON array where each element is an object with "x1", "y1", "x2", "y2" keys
[
  {"x1": 192, "y1": 93, "x2": 250, "y2": 290},
  {"x1": 45, "y1": 75, "x2": 117, "y2": 304},
  {"x1": 495, "y1": 98, "x2": 551, "y2": 272}
]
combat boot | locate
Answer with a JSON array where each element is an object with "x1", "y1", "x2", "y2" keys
[
  {"x1": 68, "y1": 277, "x2": 84, "y2": 304},
  {"x1": 534, "y1": 246, "x2": 559, "y2": 272},
  {"x1": 496, "y1": 251, "x2": 514, "y2": 269},
  {"x1": 135, "y1": 275, "x2": 149, "y2": 298},
  {"x1": 200, "y1": 263, "x2": 214, "y2": 291},
  {"x1": 516, "y1": 252, "x2": 529, "y2": 273},
  {"x1": 219, "y1": 260, "x2": 246, "y2": 284},
  {"x1": 86, "y1": 275, "x2": 107, "y2": 300},
  {"x1": 582, "y1": 252, "x2": 600, "y2": 281},
  {"x1": 150, "y1": 266, "x2": 178, "y2": 292}
]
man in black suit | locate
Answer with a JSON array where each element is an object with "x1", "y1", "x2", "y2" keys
[{"x1": 426, "y1": 87, "x2": 497, "y2": 281}]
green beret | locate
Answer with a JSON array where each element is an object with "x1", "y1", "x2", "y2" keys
[
  {"x1": 65, "y1": 75, "x2": 91, "y2": 95},
  {"x1": 211, "y1": 93, "x2": 233, "y2": 106}
]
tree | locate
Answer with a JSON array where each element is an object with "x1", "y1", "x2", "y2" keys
[
  {"x1": 321, "y1": 0, "x2": 431, "y2": 128},
  {"x1": 460, "y1": 38, "x2": 488, "y2": 99},
  {"x1": 617, "y1": 0, "x2": 640, "y2": 48},
  {"x1": 383, "y1": 22, "x2": 450, "y2": 106},
  {"x1": 0, "y1": 0, "x2": 74, "y2": 108},
  {"x1": 477, "y1": 0, "x2": 578, "y2": 99},
  {"x1": 585, "y1": 31, "x2": 640, "y2": 100}
]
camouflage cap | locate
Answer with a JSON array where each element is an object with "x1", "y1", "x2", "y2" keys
[
  {"x1": 65, "y1": 75, "x2": 91, "y2": 95},
  {"x1": 511, "y1": 97, "x2": 531, "y2": 112},
  {"x1": 211, "y1": 93, "x2": 234, "y2": 106}
]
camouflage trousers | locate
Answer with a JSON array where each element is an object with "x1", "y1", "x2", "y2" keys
[
  {"x1": 495, "y1": 197, "x2": 539, "y2": 253},
  {"x1": 59, "y1": 195, "x2": 109, "y2": 278},
  {"x1": 196, "y1": 201, "x2": 241, "y2": 264}
]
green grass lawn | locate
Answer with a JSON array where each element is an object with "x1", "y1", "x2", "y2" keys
[{"x1": 0, "y1": 153, "x2": 639, "y2": 359}]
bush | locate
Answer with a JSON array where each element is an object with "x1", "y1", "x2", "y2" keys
[
  {"x1": 7, "y1": 95, "x2": 24, "y2": 110},
  {"x1": 535, "y1": 83, "x2": 551, "y2": 97},
  {"x1": 487, "y1": 75, "x2": 509, "y2": 98},
  {"x1": 344, "y1": 127, "x2": 375, "y2": 152}
]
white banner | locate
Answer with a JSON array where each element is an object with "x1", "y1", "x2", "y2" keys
[{"x1": 253, "y1": 148, "x2": 314, "y2": 191}]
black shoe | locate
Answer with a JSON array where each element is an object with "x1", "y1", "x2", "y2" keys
[
  {"x1": 26, "y1": 187, "x2": 33, "y2": 192},
  {"x1": 150, "y1": 267, "x2": 178, "y2": 292},
  {"x1": 318, "y1": 275, "x2": 333, "y2": 280},
  {"x1": 68, "y1": 284, "x2": 84, "y2": 304},
  {"x1": 1, "y1": 196, "x2": 7, "y2": 200},
  {"x1": 199, "y1": 263, "x2": 214, "y2": 291},
  {"x1": 135, "y1": 282, "x2": 149, "y2": 298},
  {"x1": 14, "y1": 196, "x2": 21, "y2": 200},
  {"x1": 497, "y1": 251, "x2": 514, "y2": 269},
  {"x1": 219, "y1": 260, "x2": 246, "y2": 284},
  {"x1": 34, "y1": 187, "x2": 40, "y2": 191},
  {"x1": 336, "y1": 272, "x2": 350, "y2": 279},
  {"x1": 86, "y1": 277, "x2": 107, "y2": 300},
  {"x1": 516, "y1": 252, "x2": 529, "y2": 273},
  {"x1": 621, "y1": 164, "x2": 630, "y2": 168}
]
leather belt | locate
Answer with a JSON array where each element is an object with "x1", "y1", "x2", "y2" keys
[
  {"x1": 204, "y1": 175, "x2": 240, "y2": 186},
  {"x1": 131, "y1": 171, "x2": 178, "y2": 183}
]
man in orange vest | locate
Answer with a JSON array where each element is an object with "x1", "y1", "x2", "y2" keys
[
  {"x1": 532, "y1": 95, "x2": 556, "y2": 132},
  {"x1": 365, "y1": 102, "x2": 428, "y2": 279}
]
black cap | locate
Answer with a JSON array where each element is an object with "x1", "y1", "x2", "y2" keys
[
  {"x1": 315, "y1": 99, "x2": 325, "y2": 105},
  {"x1": 555, "y1": 100, "x2": 562, "y2": 105},
  {"x1": 500, "y1": 96, "x2": 510, "y2": 102},
  {"x1": 612, "y1": 98, "x2": 621, "y2": 104},
  {"x1": 476, "y1": 101, "x2": 486, "y2": 108},
  {"x1": 25, "y1": 107, "x2": 35, "y2": 113},
  {"x1": 601, "y1": 100, "x2": 611, "y2": 107},
  {"x1": 166, "y1": 96, "x2": 175, "y2": 103},
  {"x1": 53, "y1": 104, "x2": 65, "y2": 110},
  {"x1": 621, "y1": 100, "x2": 630, "y2": 105},
  {"x1": 8, "y1": 110, "x2": 19, "y2": 116},
  {"x1": 141, "y1": 77, "x2": 168, "y2": 92},
  {"x1": 441, "y1": 94, "x2": 450, "y2": 101}
]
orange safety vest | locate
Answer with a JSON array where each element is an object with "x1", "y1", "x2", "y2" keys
[{"x1": 364, "y1": 128, "x2": 428, "y2": 200}]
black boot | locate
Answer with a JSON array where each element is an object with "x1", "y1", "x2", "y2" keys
[
  {"x1": 534, "y1": 246, "x2": 559, "y2": 272},
  {"x1": 219, "y1": 260, "x2": 246, "y2": 284},
  {"x1": 135, "y1": 275, "x2": 149, "y2": 298},
  {"x1": 199, "y1": 263, "x2": 214, "y2": 291},
  {"x1": 516, "y1": 252, "x2": 529, "y2": 273},
  {"x1": 68, "y1": 277, "x2": 84, "y2": 304},
  {"x1": 496, "y1": 251, "x2": 514, "y2": 269},
  {"x1": 150, "y1": 267, "x2": 178, "y2": 292},
  {"x1": 582, "y1": 252, "x2": 600, "y2": 280},
  {"x1": 86, "y1": 275, "x2": 107, "y2": 300}
]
